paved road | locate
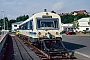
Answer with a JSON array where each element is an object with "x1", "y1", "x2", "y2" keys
[{"x1": 62, "y1": 35, "x2": 90, "y2": 60}]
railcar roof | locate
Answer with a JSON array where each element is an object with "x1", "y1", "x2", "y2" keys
[{"x1": 19, "y1": 12, "x2": 60, "y2": 26}]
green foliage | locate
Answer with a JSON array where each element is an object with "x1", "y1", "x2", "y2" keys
[
  {"x1": 0, "y1": 15, "x2": 29, "y2": 30},
  {"x1": 72, "y1": 21, "x2": 79, "y2": 29},
  {"x1": 61, "y1": 14, "x2": 90, "y2": 24},
  {"x1": 16, "y1": 15, "x2": 29, "y2": 22},
  {"x1": 88, "y1": 21, "x2": 90, "y2": 25},
  {"x1": 88, "y1": 31, "x2": 90, "y2": 34},
  {"x1": 61, "y1": 14, "x2": 90, "y2": 31},
  {"x1": 83, "y1": 30, "x2": 87, "y2": 34},
  {"x1": 0, "y1": 17, "x2": 9, "y2": 30},
  {"x1": 8, "y1": 19, "x2": 16, "y2": 30},
  {"x1": 61, "y1": 14, "x2": 74, "y2": 23},
  {"x1": 62, "y1": 31, "x2": 66, "y2": 34}
]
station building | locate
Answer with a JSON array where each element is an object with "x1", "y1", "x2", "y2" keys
[
  {"x1": 77, "y1": 17, "x2": 90, "y2": 31},
  {"x1": 12, "y1": 21, "x2": 23, "y2": 32},
  {"x1": 62, "y1": 23, "x2": 74, "y2": 32}
]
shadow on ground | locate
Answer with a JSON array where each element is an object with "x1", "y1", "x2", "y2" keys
[
  {"x1": 63, "y1": 41, "x2": 86, "y2": 50},
  {"x1": 3, "y1": 35, "x2": 14, "y2": 60}
]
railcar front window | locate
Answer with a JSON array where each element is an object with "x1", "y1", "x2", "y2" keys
[
  {"x1": 37, "y1": 18, "x2": 59, "y2": 29},
  {"x1": 41, "y1": 21, "x2": 54, "y2": 28}
]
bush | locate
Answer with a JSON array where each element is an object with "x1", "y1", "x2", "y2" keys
[
  {"x1": 88, "y1": 31, "x2": 90, "y2": 34},
  {"x1": 82, "y1": 30, "x2": 86, "y2": 34},
  {"x1": 62, "y1": 31, "x2": 66, "y2": 34}
]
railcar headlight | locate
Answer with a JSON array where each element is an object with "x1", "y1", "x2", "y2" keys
[
  {"x1": 60, "y1": 32, "x2": 62, "y2": 35},
  {"x1": 38, "y1": 32, "x2": 41, "y2": 35},
  {"x1": 56, "y1": 32, "x2": 59, "y2": 35}
]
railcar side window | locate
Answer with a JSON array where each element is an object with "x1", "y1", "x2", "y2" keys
[
  {"x1": 19, "y1": 20, "x2": 33, "y2": 30},
  {"x1": 19, "y1": 26, "x2": 21, "y2": 29},
  {"x1": 37, "y1": 20, "x2": 40, "y2": 28},
  {"x1": 20, "y1": 24, "x2": 24, "y2": 30},
  {"x1": 30, "y1": 20, "x2": 33, "y2": 30},
  {"x1": 24, "y1": 23, "x2": 27, "y2": 29},
  {"x1": 54, "y1": 20, "x2": 58, "y2": 28},
  {"x1": 27, "y1": 21, "x2": 30, "y2": 29}
]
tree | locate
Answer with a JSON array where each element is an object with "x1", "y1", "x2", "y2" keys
[
  {"x1": 16, "y1": 15, "x2": 29, "y2": 22},
  {"x1": 25, "y1": 15, "x2": 29, "y2": 19},
  {"x1": 4, "y1": 17, "x2": 8, "y2": 30},
  {"x1": 88, "y1": 20, "x2": 90, "y2": 26},
  {"x1": 0, "y1": 17, "x2": 8, "y2": 30},
  {"x1": 8, "y1": 19, "x2": 16, "y2": 30},
  {"x1": 61, "y1": 14, "x2": 74, "y2": 23},
  {"x1": 88, "y1": 20, "x2": 90, "y2": 34},
  {"x1": 72, "y1": 21, "x2": 79, "y2": 29},
  {"x1": 0, "y1": 19, "x2": 3, "y2": 30}
]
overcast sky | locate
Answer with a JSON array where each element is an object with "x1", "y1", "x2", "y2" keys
[{"x1": 0, "y1": 0, "x2": 90, "y2": 20}]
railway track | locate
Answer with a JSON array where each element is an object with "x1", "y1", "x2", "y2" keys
[
  {"x1": 12, "y1": 36, "x2": 34, "y2": 60},
  {"x1": 2, "y1": 34, "x2": 40, "y2": 60},
  {"x1": 16, "y1": 35, "x2": 77, "y2": 60}
]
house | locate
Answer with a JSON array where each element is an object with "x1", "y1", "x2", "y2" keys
[
  {"x1": 70, "y1": 10, "x2": 88, "y2": 15},
  {"x1": 62, "y1": 23, "x2": 74, "y2": 32},
  {"x1": 58, "y1": 13, "x2": 69, "y2": 16},
  {"x1": 58, "y1": 10, "x2": 89, "y2": 16},
  {"x1": 12, "y1": 21, "x2": 23, "y2": 32},
  {"x1": 77, "y1": 18, "x2": 90, "y2": 31}
]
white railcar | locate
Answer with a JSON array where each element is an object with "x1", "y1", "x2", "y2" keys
[
  {"x1": 18, "y1": 12, "x2": 76, "y2": 59},
  {"x1": 19, "y1": 12, "x2": 62, "y2": 42}
]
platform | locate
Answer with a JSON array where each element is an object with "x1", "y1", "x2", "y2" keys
[{"x1": 3, "y1": 34, "x2": 40, "y2": 60}]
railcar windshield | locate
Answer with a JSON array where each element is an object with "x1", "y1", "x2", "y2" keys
[{"x1": 37, "y1": 18, "x2": 59, "y2": 29}]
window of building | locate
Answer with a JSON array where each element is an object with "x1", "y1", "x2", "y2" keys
[
  {"x1": 14, "y1": 25, "x2": 17, "y2": 27},
  {"x1": 86, "y1": 28, "x2": 89, "y2": 30}
]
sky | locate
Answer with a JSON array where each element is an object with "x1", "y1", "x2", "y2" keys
[{"x1": 0, "y1": 0, "x2": 90, "y2": 20}]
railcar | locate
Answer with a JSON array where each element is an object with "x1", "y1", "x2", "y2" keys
[
  {"x1": 19, "y1": 12, "x2": 62, "y2": 43},
  {"x1": 18, "y1": 12, "x2": 76, "y2": 59}
]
